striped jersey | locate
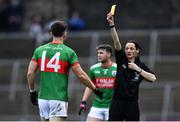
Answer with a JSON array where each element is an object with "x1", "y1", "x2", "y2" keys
[
  {"x1": 32, "y1": 42, "x2": 78, "y2": 101},
  {"x1": 90, "y1": 62, "x2": 117, "y2": 108}
]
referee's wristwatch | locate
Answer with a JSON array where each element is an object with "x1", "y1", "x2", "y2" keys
[{"x1": 137, "y1": 67, "x2": 142, "y2": 73}]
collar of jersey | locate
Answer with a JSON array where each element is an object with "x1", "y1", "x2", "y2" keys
[
  {"x1": 51, "y1": 41, "x2": 63, "y2": 44},
  {"x1": 101, "y1": 61, "x2": 113, "y2": 69}
]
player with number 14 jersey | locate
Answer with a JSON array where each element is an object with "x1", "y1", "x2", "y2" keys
[
  {"x1": 27, "y1": 21, "x2": 103, "y2": 121},
  {"x1": 32, "y1": 42, "x2": 78, "y2": 101}
]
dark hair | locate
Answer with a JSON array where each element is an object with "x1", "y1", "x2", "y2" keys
[
  {"x1": 96, "y1": 44, "x2": 113, "y2": 55},
  {"x1": 50, "y1": 21, "x2": 67, "y2": 37},
  {"x1": 126, "y1": 40, "x2": 141, "y2": 50}
]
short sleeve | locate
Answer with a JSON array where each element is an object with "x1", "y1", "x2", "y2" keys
[
  {"x1": 89, "y1": 68, "x2": 95, "y2": 83},
  {"x1": 141, "y1": 63, "x2": 155, "y2": 82},
  {"x1": 32, "y1": 48, "x2": 38, "y2": 62},
  {"x1": 142, "y1": 63, "x2": 154, "y2": 74},
  {"x1": 115, "y1": 49, "x2": 127, "y2": 66},
  {"x1": 69, "y1": 50, "x2": 79, "y2": 65},
  {"x1": 89, "y1": 68, "x2": 94, "y2": 80}
]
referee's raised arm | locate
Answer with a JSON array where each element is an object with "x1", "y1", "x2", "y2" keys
[{"x1": 107, "y1": 13, "x2": 121, "y2": 51}]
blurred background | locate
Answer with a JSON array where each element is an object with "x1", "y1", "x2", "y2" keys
[{"x1": 0, "y1": 0, "x2": 180, "y2": 121}]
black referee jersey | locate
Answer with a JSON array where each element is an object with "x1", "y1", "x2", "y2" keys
[
  {"x1": 113, "y1": 49, "x2": 154, "y2": 101},
  {"x1": 108, "y1": 49, "x2": 155, "y2": 121}
]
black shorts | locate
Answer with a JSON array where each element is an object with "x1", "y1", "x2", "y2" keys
[{"x1": 108, "y1": 99, "x2": 139, "y2": 121}]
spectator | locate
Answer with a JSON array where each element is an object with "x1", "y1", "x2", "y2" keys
[
  {"x1": 0, "y1": 0, "x2": 9, "y2": 32},
  {"x1": 43, "y1": 15, "x2": 57, "y2": 33},
  {"x1": 29, "y1": 14, "x2": 43, "y2": 37},
  {"x1": 7, "y1": 0, "x2": 23, "y2": 32},
  {"x1": 67, "y1": 11, "x2": 85, "y2": 31}
]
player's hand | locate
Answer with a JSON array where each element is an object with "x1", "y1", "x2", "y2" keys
[
  {"x1": 30, "y1": 91, "x2": 38, "y2": 105},
  {"x1": 128, "y1": 62, "x2": 142, "y2": 73},
  {"x1": 78, "y1": 101, "x2": 86, "y2": 115},
  {"x1": 93, "y1": 88, "x2": 103, "y2": 99},
  {"x1": 107, "y1": 12, "x2": 115, "y2": 26}
]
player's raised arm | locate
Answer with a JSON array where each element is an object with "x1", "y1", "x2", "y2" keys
[{"x1": 107, "y1": 13, "x2": 122, "y2": 51}]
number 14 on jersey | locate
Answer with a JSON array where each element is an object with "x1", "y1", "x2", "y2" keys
[{"x1": 41, "y1": 51, "x2": 61, "y2": 72}]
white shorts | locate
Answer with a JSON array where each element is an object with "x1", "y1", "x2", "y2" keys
[
  {"x1": 38, "y1": 99, "x2": 68, "y2": 119},
  {"x1": 88, "y1": 106, "x2": 109, "y2": 120}
]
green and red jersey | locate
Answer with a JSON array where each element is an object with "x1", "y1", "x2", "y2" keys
[
  {"x1": 90, "y1": 62, "x2": 117, "y2": 108},
  {"x1": 32, "y1": 42, "x2": 78, "y2": 101}
]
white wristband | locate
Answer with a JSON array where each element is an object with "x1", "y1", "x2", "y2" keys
[{"x1": 138, "y1": 67, "x2": 142, "y2": 73}]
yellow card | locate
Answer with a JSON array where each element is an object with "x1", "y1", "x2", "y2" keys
[{"x1": 110, "y1": 5, "x2": 116, "y2": 15}]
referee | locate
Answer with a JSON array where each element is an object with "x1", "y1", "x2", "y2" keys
[{"x1": 106, "y1": 13, "x2": 156, "y2": 121}]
